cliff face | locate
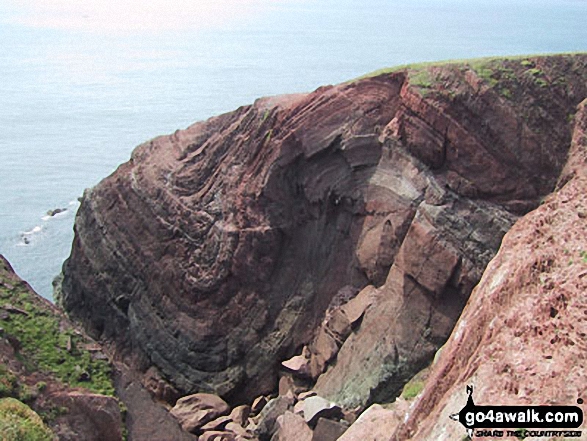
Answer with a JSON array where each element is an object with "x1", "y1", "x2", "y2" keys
[
  {"x1": 59, "y1": 54, "x2": 587, "y2": 406},
  {"x1": 393, "y1": 97, "x2": 587, "y2": 440}
]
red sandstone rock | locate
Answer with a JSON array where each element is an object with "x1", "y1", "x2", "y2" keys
[
  {"x1": 254, "y1": 395, "x2": 294, "y2": 438},
  {"x1": 201, "y1": 415, "x2": 232, "y2": 432},
  {"x1": 58, "y1": 54, "x2": 587, "y2": 408},
  {"x1": 49, "y1": 391, "x2": 123, "y2": 441},
  {"x1": 142, "y1": 365, "x2": 181, "y2": 404},
  {"x1": 339, "y1": 285, "x2": 376, "y2": 325},
  {"x1": 338, "y1": 403, "x2": 404, "y2": 441},
  {"x1": 281, "y1": 355, "x2": 310, "y2": 376},
  {"x1": 170, "y1": 393, "x2": 230, "y2": 434},
  {"x1": 311, "y1": 417, "x2": 348, "y2": 441},
  {"x1": 229, "y1": 405, "x2": 251, "y2": 427},
  {"x1": 271, "y1": 411, "x2": 313, "y2": 441},
  {"x1": 393, "y1": 98, "x2": 587, "y2": 440}
]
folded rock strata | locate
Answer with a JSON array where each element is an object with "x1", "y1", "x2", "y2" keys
[
  {"x1": 58, "y1": 54, "x2": 587, "y2": 408},
  {"x1": 392, "y1": 96, "x2": 587, "y2": 440}
]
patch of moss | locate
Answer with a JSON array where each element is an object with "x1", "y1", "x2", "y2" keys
[
  {"x1": 500, "y1": 88, "x2": 513, "y2": 99},
  {"x1": 408, "y1": 69, "x2": 433, "y2": 91},
  {"x1": 0, "y1": 274, "x2": 115, "y2": 396},
  {"x1": 524, "y1": 67, "x2": 549, "y2": 87},
  {"x1": 401, "y1": 378, "x2": 425, "y2": 399},
  {"x1": 0, "y1": 398, "x2": 53, "y2": 441}
]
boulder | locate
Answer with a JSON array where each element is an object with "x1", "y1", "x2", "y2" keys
[
  {"x1": 170, "y1": 393, "x2": 230, "y2": 434},
  {"x1": 302, "y1": 396, "x2": 342, "y2": 426},
  {"x1": 201, "y1": 415, "x2": 232, "y2": 432},
  {"x1": 270, "y1": 411, "x2": 312, "y2": 441},
  {"x1": 254, "y1": 396, "x2": 294, "y2": 439},
  {"x1": 340, "y1": 285, "x2": 377, "y2": 325},
  {"x1": 311, "y1": 417, "x2": 348, "y2": 441},
  {"x1": 229, "y1": 405, "x2": 251, "y2": 427},
  {"x1": 338, "y1": 404, "x2": 400, "y2": 441},
  {"x1": 293, "y1": 400, "x2": 305, "y2": 415},
  {"x1": 281, "y1": 355, "x2": 311, "y2": 377},
  {"x1": 278, "y1": 375, "x2": 295, "y2": 398},
  {"x1": 309, "y1": 329, "x2": 339, "y2": 377},
  {"x1": 49, "y1": 391, "x2": 123, "y2": 441},
  {"x1": 297, "y1": 391, "x2": 317, "y2": 401}
]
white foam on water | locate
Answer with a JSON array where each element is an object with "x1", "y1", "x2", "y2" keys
[{"x1": 23, "y1": 225, "x2": 43, "y2": 235}]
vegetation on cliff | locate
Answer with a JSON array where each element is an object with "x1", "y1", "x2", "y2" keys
[
  {"x1": 0, "y1": 258, "x2": 114, "y2": 397},
  {"x1": 0, "y1": 397, "x2": 53, "y2": 441},
  {"x1": 0, "y1": 256, "x2": 123, "y2": 440}
]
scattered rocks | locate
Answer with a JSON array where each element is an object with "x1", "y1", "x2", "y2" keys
[
  {"x1": 254, "y1": 396, "x2": 294, "y2": 438},
  {"x1": 170, "y1": 393, "x2": 230, "y2": 434},
  {"x1": 224, "y1": 421, "x2": 251, "y2": 438},
  {"x1": 46, "y1": 207, "x2": 67, "y2": 217}
]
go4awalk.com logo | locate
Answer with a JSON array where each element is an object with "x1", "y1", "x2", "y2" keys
[{"x1": 450, "y1": 386, "x2": 584, "y2": 438}]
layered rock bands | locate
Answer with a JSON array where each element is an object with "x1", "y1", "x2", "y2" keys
[{"x1": 59, "y1": 54, "x2": 587, "y2": 409}]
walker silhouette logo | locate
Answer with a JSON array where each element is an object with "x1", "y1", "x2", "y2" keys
[{"x1": 449, "y1": 386, "x2": 584, "y2": 438}]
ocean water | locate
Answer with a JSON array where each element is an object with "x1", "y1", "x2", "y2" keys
[{"x1": 0, "y1": 0, "x2": 586, "y2": 300}]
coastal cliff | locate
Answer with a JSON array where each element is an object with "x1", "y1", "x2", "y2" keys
[
  {"x1": 56, "y1": 54, "x2": 587, "y2": 438},
  {"x1": 392, "y1": 96, "x2": 587, "y2": 440}
]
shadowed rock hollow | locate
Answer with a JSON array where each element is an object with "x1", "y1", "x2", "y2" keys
[{"x1": 58, "y1": 54, "x2": 587, "y2": 408}]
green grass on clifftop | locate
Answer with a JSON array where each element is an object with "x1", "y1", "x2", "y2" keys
[
  {"x1": 352, "y1": 52, "x2": 586, "y2": 98},
  {"x1": 354, "y1": 52, "x2": 586, "y2": 81}
]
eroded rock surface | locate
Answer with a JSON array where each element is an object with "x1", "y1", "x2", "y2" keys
[
  {"x1": 59, "y1": 54, "x2": 587, "y2": 408},
  {"x1": 392, "y1": 98, "x2": 587, "y2": 440}
]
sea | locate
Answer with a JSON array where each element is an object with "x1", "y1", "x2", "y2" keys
[{"x1": 0, "y1": 0, "x2": 586, "y2": 300}]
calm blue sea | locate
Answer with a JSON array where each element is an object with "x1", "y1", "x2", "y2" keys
[{"x1": 0, "y1": 0, "x2": 586, "y2": 299}]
